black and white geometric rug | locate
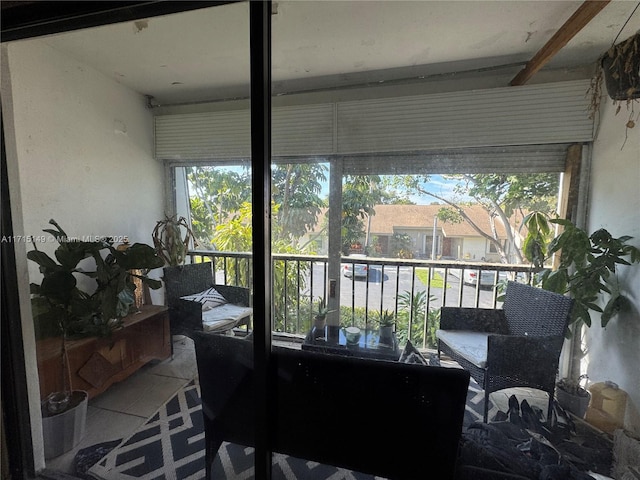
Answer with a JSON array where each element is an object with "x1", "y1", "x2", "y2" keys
[{"x1": 88, "y1": 378, "x2": 493, "y2": 480}]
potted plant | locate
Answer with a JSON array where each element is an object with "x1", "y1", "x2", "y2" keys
[
  {"x1": 600, "y1": 32, "x2": 640, "y2": 102},
  {"x1": 29, "y1": 219, "x2": 163, "y2": 458},
  {"x1": 523, "y1": 214, "x2": 640, "y2": 332},
  {"x1": 310, "y1": 297, "x2": 332, "y2": 341},
  {"x1": 588, "y1": 32, "x2": 639, "y2": 145},
  {"x1": 523, "y1": 213, "x2": 640, "y2": 393},
  {"x1": 556, "y1": 375, "x2": 591, "y2": 418},
  {"x1": 377, "y1": 309, "x2": 396, "y2": 345},
  {"x1": 152, "y1": 215, "x2": 198, "y2": 266}
]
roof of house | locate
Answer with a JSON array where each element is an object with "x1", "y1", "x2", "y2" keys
[
  {"x1": 369, "y1": 204, "x2": 513, "y2": 238},
  {"x1": 311, "y1": 204, "x2": 526, "y2": 239},
  {"x1": 313, "y1": 204, "x2": 522, "y2": 238}
]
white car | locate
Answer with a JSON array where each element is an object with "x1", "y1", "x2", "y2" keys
[
  {"x1": 343, "y1": 255, "x2": 368, "y2": 279},
  {"x1": 463, "y1": 268, "x2": 497, "y2": 286}
]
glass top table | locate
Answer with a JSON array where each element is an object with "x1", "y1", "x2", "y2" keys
[{"x1": 302, "y1": 327, "x2": 400, "y2": 361}]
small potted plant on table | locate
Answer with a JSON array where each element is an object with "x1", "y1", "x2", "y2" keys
[
  {"x1": 310, "y1": 297, "x2": 332, "y2": 341},
  {"x1": 377, "y1": 309, "x2": 396, "y2": 346}
]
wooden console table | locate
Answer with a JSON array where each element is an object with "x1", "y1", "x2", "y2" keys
[{"x1": 36, "y1": 305, "x2": 171, "y2": 400}]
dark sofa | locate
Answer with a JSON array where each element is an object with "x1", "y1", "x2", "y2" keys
[{"x1": 194, "y1": 332, "x2": 471, "y2": 480}]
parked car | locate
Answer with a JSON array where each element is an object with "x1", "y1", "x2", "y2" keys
[
  {"x1": 343, "y1": 254, "x2": 368, "y2": 279},
  {"x1": 463, "y1": 268, "x2": 498, "y2": 286}
]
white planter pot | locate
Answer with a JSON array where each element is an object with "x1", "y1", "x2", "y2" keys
[{"x1": 41, "y1": 390, "x2": 88, "y2": 459}]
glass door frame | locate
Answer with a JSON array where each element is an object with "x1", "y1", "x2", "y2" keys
[{"x1": 1, "y1": 1, "x2": 274, "y2": 478}]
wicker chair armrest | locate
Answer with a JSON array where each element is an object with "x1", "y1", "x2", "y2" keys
[
  {"x1": 440, "y1": 307, "x2": 508, "y2": 333},
  {"x1": 168, "y1": 298, "x2": 204, "y2": 335},
  {"x1": 486, "y1": 334, "x2": 564, "y2": 391},
  {"x1": 212, "y1": 284, "x2": 250, "y2": 307},
  {"x1": 174, "y1": 298, "x2": 204, "y2": 313}
]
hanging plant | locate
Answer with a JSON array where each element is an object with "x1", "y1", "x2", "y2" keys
[
  {"x1": 601, "y1": 32, "x2": 640, "y2": 102},
  {"x1": 588, "y1": 33, "x2": 639, "y2": 146}
]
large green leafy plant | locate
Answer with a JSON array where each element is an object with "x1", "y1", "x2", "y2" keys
[
  {"x1": 29, "y1": 220, "x2": 164, "y2": 339},
  {"x1": 30, "y1": 220, "x2": 164, "y2": 412},
  {"x1": 523, "y1": 214, "x2": 640, "y2": 332}
]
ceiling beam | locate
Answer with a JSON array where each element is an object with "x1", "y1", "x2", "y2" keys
[{"x1": 510, "y1": 0, "x2": 611, "y2": 86}]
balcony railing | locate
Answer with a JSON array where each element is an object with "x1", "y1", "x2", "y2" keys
[{"x1": 187, "y1": 250, "x2": 535, "y2": 349}]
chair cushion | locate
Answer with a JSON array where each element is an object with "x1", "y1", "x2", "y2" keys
[
  {"x1": 202, "y1": 304, "x2": 253, "y2": 332},
  {"x1": 436, "y1": 330, "x2": 490, "y2": 368},
  {"x1": 181, "y1": 287, "x2": 228, "y2": 311}
]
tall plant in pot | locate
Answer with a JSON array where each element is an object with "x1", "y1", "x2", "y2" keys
[
  {"x1": 29, "y1": 219, "x2": 163, "y2": 457},
  {"x1": 523, "y1": 213, "x2": 640, "y2": 415},
  {"x1": 152, "y1": 215, "x2": 198, "y2": 266},
  {"x1": 310, "y1": 297, "x2": 333, "y2": 341}
]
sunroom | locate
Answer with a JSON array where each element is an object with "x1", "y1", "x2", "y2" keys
[{"x1": 2, "y1": 2, "x2": 639, "y2": 479}]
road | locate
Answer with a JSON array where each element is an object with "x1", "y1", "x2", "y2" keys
[{"x1": 307, "y1": 264, "x2": 501, "y2": 312}]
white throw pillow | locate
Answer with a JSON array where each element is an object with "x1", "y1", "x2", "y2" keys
[{"x1": 181, "y1": 287, "x2": 228, "y2": 311}]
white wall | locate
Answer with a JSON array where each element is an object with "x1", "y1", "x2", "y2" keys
[
  {"x1": 1, "y1": 39, "x2": 165, "y2": 469},
  {"x1": 4, "y1": 39, "x2": 165, "y2": 289},
  {"x1": 461, "y1": 237, "x2": 488, "y2": 261},
  {"x1": 586, "y1": 96, "x2": 640, "y2": 433}
]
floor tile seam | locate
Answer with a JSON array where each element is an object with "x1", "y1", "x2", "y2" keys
[
  {"x1": 146, "y1": 370, "x2": 194, "y2": 381},
  {"x1": 88, "y1": 405, "x2": 149, "y2": 418}
]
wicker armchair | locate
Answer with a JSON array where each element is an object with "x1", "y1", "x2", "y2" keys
[
  {"x1": 163, "y1": 262, "x2": 251, "y2": 338},
  {"x1": 437, "y1": 281, "x2": 573, "y2": 423}
]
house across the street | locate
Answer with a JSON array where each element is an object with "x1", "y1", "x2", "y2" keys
[{"x1": 307, "y1": 204, "x2": 524, "y2": 262}]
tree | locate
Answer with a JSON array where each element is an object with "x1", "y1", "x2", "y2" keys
[
  {"x1": 390, "y1": 173, "x2": 559, "y2": 263},
  {"x1": 341, "y1": 175, "x2": 387, "y2": 254},
  {"x1": 271, "y1": 163, "x2": 327, "y2": 243},
  {"x1": 187, "y1": 166, "x2": 251, "y2": 246},
  {"x1": 214, "y1": 201, "x2": 314, "y2": 332},
  {"x1": 189, "y1": 163, "x2": 328, "y2": 248}
]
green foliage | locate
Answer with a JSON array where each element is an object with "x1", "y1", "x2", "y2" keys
[
  {"x1": 459, "y1": 173, "x2": 559, "y2": 217},
  {"x1": 314, "y1": 297, "x2": 334, "y2": 319},
  {"x1": 396, "y1": 290, "x2": 440, "y2": 348},
  {"x1": 339, "y1": 306, "x2": 373, "y2": 331},
  {"x1": 28, "y1": 219, "x2": 163, "y2": 340},
  {"x1": 436, "y1": 207, "x2": 464, "y2": 224},
  {"x1": 187, "y1": 166, "x2": 251, "y2": 246},
  {"x1": 376, "y1": 309, "x2": 396, "y2": 327},
  {"x1": 390, "y1": 233, "x2": 413, "y2": 258},
  {"x1": 271, "y1": 164, "x2": 327, "y2": 242},
  {"x1": 522, "y1": 212, "x2": 552, "y2": 269},
  {"x1": 341, "y1": 175, "x2": 386, "y2": 254},
  {"x1": 189, "y1": 164, "x2": 327, "y2": 247},
  {"x1": 524, "y1": 214, "x2": 640, "y2": 330},
  {"x1": 212, "y1": 201, "x2": 314, "y2": 332}
]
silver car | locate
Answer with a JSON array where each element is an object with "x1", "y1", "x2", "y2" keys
[{"x1": 343, "y1": 255, "x2": 368, "y2": 279}]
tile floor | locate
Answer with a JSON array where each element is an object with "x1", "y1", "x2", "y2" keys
[
  {"x1": 46, "y1": 336, "x2": 198, "y2": 475},
  {"x1": 45, "y1": 337, "x2": 549, "y2": 476}
]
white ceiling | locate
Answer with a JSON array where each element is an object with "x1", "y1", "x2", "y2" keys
[{"x1": 37, "y1": 0, "x2": 640, "y2": 105}]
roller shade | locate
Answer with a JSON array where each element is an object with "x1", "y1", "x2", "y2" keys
[
  {"x1": 341, "y1": 144, "x2": 572, "y2": 175},
  {"x1": 155, "y1": 104, "x2": 335, "y2": 160},
  {"x1": 155, "y1": 80, "x2": 593, "y2": 161},
  {"x1": 337, "y1": 80, "x2": 593, "y2": 153}
]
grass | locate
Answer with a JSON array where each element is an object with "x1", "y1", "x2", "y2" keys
[{"x1": 415, "y1": 268, "x2": 450, "y2": 289}]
